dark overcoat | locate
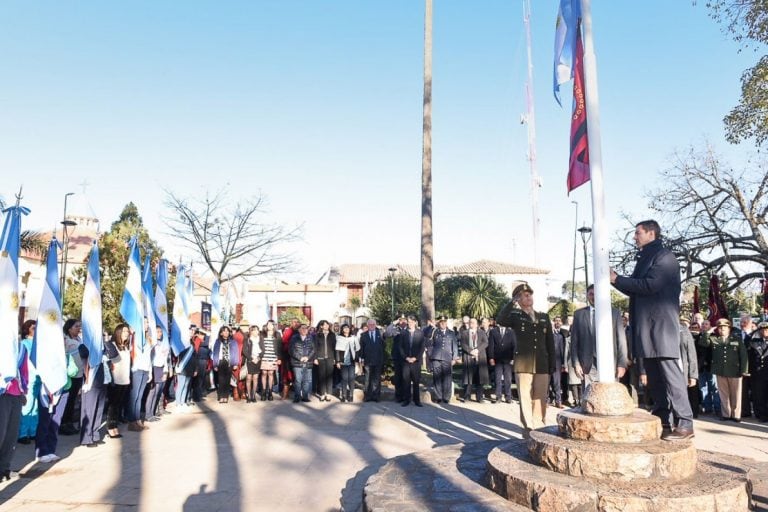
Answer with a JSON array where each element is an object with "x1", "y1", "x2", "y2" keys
[
  {"x1": 612, "y1": 239, "x2": 681, "y2": 359},
  {"x1": 459, "y1": 329, "x2": 489, "y2": 385}
]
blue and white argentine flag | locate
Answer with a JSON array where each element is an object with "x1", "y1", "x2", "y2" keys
[
  {"x1": 33, "y1": 238, "x2": 67, "y2": 399},
  {"x1": 0, "y1": 205, "x2": 29, "y2": 392},
  {"x1": 210, "y1": 279, "x2": 222, "y2": 342},
  {"x1": 154, "y1": 259, "x2": 169, "y2": 343},
  {"x1": 119, "y1": 236, "x2": 145, "y2": 349},
  {"x1": 142, "y1": 254, "x2": 157, "y2": 347},
  {"x1": 170, "y1": 263, "x2": 190, "y2": 356},
  {"x1": 81, "y1": 241, "x2": 102, "y2": 392}
]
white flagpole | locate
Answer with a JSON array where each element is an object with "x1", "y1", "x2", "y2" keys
[{"x1": 581, "y1": 0, "x2": 614, "y2": 383}]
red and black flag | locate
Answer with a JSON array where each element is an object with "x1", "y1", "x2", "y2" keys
[
  {"x1": 762, "y1": 277, "x2": 768, "y2": 315},
  {"x1": 707, "y1": 275, "x2": 728, "y2": 324},
  {"x1": 567, "y1": 22, "x2": 589, "y2": 194},
  {"x1": 692, "y1": 286, "x2": 700, "y2": 315}
]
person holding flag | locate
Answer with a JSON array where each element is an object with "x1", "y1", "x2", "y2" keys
[
  {"x1": 33, "y1": 238, "x2": 70, "y2": 462},
  {"x1": 119, "y1": 237, "x2": 152, "y2": 433},
  {"x1": 78, "y1": 241, "x2": 107, "y2": 447},
  {"x1": 0, "y1": 202, "x2": 30, "y2": 479}
]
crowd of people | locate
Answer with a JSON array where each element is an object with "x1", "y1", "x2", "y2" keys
[{"x1": 2, "y1": 221, "x2": 767, "y2": 482}]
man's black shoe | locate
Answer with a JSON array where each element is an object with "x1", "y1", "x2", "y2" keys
[
  {"x1": 414, "y1": 402, "x2": 423, "y2": 407},
  {"x1": 293, "y1": 397, "x2": 300, "y2": 403},
  {"x1": 401, "y1": 401, "x2": 410, "y2": 407},
  {"x1": 662, "y1": 428, "x2": 694, "y2": 441},
  {"x1": 301, "y1": 398, "x2": 310, "y2": 403}
]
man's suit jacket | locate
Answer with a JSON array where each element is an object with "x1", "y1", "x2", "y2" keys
[
  {"x1": 359, "y1": 329, "x2": 385, "y2": 366},
  {"x1": 570, "y1": 306, "x2": 628, "y2": 375},
  {"x1": 396, "y1": 328, "x2": 425, "y2": 362}
]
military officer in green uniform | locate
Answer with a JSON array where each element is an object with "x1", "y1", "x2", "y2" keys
[
  {"x1": 497, "y1": 283, "x2": 555, "y2": 431},
  {"x1": 699, "y1": 318, "x2": 749, "y2": 422}
]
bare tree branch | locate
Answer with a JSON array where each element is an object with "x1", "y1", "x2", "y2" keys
[{"x1": 163, "y1": 188, "x2": 303, "y2": 283}]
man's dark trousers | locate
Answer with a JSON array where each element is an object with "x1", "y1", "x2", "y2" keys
[
  {"x1": 402, "y1": 361, "x2": 421, "y2": 404},
  {"x1": 644, "y1": 357, "x2": 693, "y2": 429}
]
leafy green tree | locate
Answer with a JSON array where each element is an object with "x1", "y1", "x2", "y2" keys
[
  {"x1": 561, "y1": 280, "x2": 588, "y2": 303},
  {"x1": 368, "y1": 276, "x2": 421, "y2": 325},
  {"x1": 63, "y1": 203, "x2": 166, "y2": 331},
  {"x1": 278, "y1": 307, "x2": 310, "y2": 326},
  {"x1": 704, "y1": 1, "x2": 768, "y2": 145}
]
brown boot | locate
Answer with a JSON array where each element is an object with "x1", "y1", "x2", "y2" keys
[{"x1": 281, "y1": 384, "x2": 291, "y2": 400}]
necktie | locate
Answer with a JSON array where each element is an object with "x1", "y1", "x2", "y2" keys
[
  {"x1": 471, "y1": 332, "x2": 476, "y2": 349},
  {"x1": 590, "y1": 308, "x2": 595, "y2": 328}
]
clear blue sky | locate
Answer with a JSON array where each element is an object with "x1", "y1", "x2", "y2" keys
[{"x1": 0, "y1": 1, "x2": 758, "y2": 293}]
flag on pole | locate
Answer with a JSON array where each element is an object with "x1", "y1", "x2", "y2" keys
[
  {"x1": 210, "y1": 279, "x2": 222, "y2": 341},
  {"x1": 154, "y1": 259, "x2": 169, "y2": 343},
  {"x1": 707, "y1": 275, "x2": 728, "y2": 325},
  {"x1": 142, "y1": 254, "x2": 157, "y2": 347},
  {"x1": 0, "y1": 205, "x2": 30, "y2": 392},
  {"x1": 692, "y1": 286, "x2": 700, "y2": 315},
  {"x1": 32, "y1": 238, "x2": 67, "y2": 399},
  {"x1": 762, "y1": 277, "x2": 768, "y2": 317},
  {"x1": 170, "y1": 263, "x2": 190, "y2": 356},
  {"x1": 119, "y1": 236, "x2": 145, "y2": 349},
  {"x1": 553, "y1": 0, "x2": 582, "y2": 106},
  {"x1": 567, "y1": 22, "x2": 590, "y2": 193},
  {"x1": 81, "y1": 241, "x2": 102, "y2": 392}
]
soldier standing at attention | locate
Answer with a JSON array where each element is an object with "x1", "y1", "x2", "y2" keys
[
  {"x1": 497, "y1": 283, "x2": 555, "y2": 432},
  {"x1": 425, "y1": 316, "x2": 459, "y2": 404}
]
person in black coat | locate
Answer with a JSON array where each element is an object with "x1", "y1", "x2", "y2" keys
[
  {"x1": 611, "y1": 220, "x2": 694, "y2": 441},
  {"x1": 359, "y1": 319, "x2": 385, "y2": 402},
  {"x1": 489, "y1": 325, "x2": 516, "y2": 403},
  {"x1": 396, "y1": 315, "x2": 425, "y2": 407},
  {"x1": 313, "y1": 320, "x2": 337, "y2": 402}
]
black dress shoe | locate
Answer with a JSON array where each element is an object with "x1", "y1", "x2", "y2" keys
[
  {"x1": 301, "y1": 398, "x2": 310, "y2": 403},
  {"x1": 732, "y1": 417, "x2": 742, "y2": 423},
  {"x1": 662, "y1": 428, "x2": 694, "y2": 441},
  {"x1": 18, "y1": 436, "x2": 31, "y2": 445},
  {"x1": 414, "y1": 402, "x2": 423, "y2": 407},
  {"x1": 401, "y1": 401, "x2": 410, "y2": 407},
  {"x1": 293, "y1": 397, "x2": 300, "y2": 403}
]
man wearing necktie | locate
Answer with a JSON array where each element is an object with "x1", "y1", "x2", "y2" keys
[
  {"x1": 396, "y1": 315, "x2": 425, "y2": 406},
  {"x1": 570, "y1": 285, "x2": 628, "y2": 396},
  {"x1": 359, "y1": 319, "x2": 385, "y2": 402},
  {"x1": 460, "y1": 318, "x2": 489, "y2": 402}
]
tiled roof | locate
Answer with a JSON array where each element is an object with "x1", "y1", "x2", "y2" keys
[{"x1": 337, "y1": 259, "x2": 548, "y2": 283}]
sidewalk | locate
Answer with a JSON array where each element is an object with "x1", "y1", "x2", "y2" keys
[{"x1": 1, "y1": 396, "x2": 767, "y2": 511}]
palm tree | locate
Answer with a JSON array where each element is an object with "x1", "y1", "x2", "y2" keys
[
  {"x1": 349, "y1": 296, "x2": 361, "y2": 328},
  {"x1": 462, "y1": 276, "x2": 508, "y2": 320},
  {"x1": 420, "y1": 0, "x2": 435, "y2": 324}
]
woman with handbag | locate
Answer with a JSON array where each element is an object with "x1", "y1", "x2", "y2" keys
[{"x1": 335, "y1": 324, "x2": 359, "y2": 403}]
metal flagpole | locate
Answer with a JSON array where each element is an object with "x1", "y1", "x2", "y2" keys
[
  {"x1": 522, "y1": 0, "x2": 541, "y2": 266},
  {"x1": 580, "y1": 0, "x2": 614, "y2": 383}
]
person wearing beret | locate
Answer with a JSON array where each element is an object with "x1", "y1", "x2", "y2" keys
[
  {"x1": 611, "y1": 220, "x2": 694, "y2": 441},
  {"x1": 748, "y1": 322, "x2": 768, "y2": 422},
  {"x1": 699, "y1": 318, "x2": 748, "y2": 422},
  {"x1": 497, "y1": 283, "x2": 555, "y2": 432}
]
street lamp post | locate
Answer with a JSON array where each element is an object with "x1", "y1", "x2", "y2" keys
[
  {"x1": 388, "y1": 267, "x2": 397, "y2": 322},
  {"x1": 578, "y1": 226, "x2": 593, "y2": 291},
  {"x1": 571, "y1": 201, "x2": 578, "y2": 306},
  {"x1": 61, "y1": 192, "x2": 77, "y2": 307}
]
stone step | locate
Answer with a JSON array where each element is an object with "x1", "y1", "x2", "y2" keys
[
  {"x1": 557, "y1": 408, "x2": 661, "y2": 443},
  {"x1": 528, "y1": 426, "x2": 697, "y2": 481},
  {"x1": 487, "y1": 440, "x2": 753, "y2": 511},
  {"x1": 362, "y1": 441, "x2": 528, "y2": 512}
]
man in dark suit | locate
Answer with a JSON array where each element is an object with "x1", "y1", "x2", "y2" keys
[
  {"x1": 611, "y1": 220, "x2": 693, "y2": 441},
  {"x1": 359, "y1": 319, "x2": 385, "y2": 402},
  {"x1": 488, "y1": 321, "x2": 515, "y2": 403},
  {"x1": 459, "y1": 318, "x2": 489, "y2": 403},
  {"x1": 396, "y1": 315, "x2": 425, "y2": 407},
  {"x1": 570, "y1": 285, "x2": 628, "y2": 395}
]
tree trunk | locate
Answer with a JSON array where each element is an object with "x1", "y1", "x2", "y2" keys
[{"x1": 420, "y1": 0, "x2": 435, "y2": 325}]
